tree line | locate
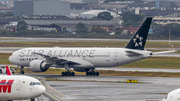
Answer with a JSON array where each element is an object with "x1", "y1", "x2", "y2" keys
[
  {"x1": 104, "y1": 0, "x2": 142, "y2": 3},
  {"x1": 3, "y1": 11, "x2": 180, "y2": 39}
]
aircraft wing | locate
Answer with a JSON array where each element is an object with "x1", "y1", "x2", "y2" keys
[
  {"x1": 32, "y1": 52, "x2": 59, "y2": 60},
  {"x1": 32, "y1": 52, "x2": 81, "y2": 65}
]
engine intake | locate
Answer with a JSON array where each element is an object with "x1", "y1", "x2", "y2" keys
[{"x1": 29, "y1": 60, "x2": 49, "y2": 72}]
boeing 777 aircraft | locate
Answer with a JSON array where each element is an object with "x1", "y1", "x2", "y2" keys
[
  {"x1": 0, "y1": 66, "x2": 46, "y2": 101},
  {"x1": 8, "y1": 17, "x2": 173, "y2": 76}
]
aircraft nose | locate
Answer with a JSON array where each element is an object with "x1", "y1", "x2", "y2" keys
[
  {"x1": 9, "y1": 56, "x2": 13, "y2": 63},
  {"x1": 38, "y1": 85, "x2": 46, "y2": 94}
]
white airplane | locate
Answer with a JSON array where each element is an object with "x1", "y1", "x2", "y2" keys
[
  {"x1": 8, "y1": 17, "x2": 173, "y2": 76},
  {"x1": 162, "y1": 88, "x2": 180, "y2": 101},
  {"x1": 0, "y1": 66, "x2": 46, "y2": 101}
]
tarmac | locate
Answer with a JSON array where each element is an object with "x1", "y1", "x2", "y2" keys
[
  {"x1": 2, "y1": 37, "x2": 180, "y2": 100},
  {"x1": 24, "y1": 74, "x2": 180, "y2": 101}
]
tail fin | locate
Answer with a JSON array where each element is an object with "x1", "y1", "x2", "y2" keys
[
  {"x1": 125, "y1": 17, "x2": 153, "y2": 50},
  {"x1": 6, "y1": 66, "x2": 12, "y2": 75}
]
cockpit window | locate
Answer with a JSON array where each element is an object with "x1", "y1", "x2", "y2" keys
[{"x1": 29, "y1": 82, "x2": 41, "y2": 86}]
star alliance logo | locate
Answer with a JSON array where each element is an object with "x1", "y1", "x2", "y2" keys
[{"x1": 133, "y1": 34, "x2": 143, "y2": 47}]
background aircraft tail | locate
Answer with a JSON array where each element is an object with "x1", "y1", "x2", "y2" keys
[
  {"x1": 125, "y1": 17, "x2": 152, "y2": 50},
  {"x1": 6, "y1": 66, "x2": 12, "y2": 75}
]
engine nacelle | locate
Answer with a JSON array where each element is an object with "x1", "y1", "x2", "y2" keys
[
  {"x1": 29, "y1": 60, "x2": 49, "y2": 72},
  {"x1": 70, "y1": 60, "x2": 94, "y2": 72}
]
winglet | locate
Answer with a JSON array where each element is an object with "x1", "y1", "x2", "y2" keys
[
  {"x1": 6, "y1": 66, "x2": 12, "y2": 75},
  {"x1": 125, "y1": 17, "x2": 153, "y2": 50}
]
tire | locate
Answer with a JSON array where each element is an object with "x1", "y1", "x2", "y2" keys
[
  {"x1": 20, "y1": 71, "x2": 24, "y2": 74},
  {"x1": 65, "y1": 72, "x2": 68, "y2": 76},
  {"x1": 62, "y1": 72, "x2": 65, "y2": 76},
  {"x1": 92, "y1": 71, "x2": 96, "y2": 76},
  {"x1": 86, "y1": 72, "x2": 89, "y2": 76},
  {"x1": 89, "y1": 72, "x2": 92, "y2": 76},
  {"x1": 71, "y1": 72, "x2": 75, "y2": 76},
  {"x1": 96, "y1": 72, "x2": 99, "y2": 76}
]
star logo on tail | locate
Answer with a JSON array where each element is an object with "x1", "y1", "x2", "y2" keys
[{"x1": 133, "y1": 34, "x2": 143, "y2": 47}]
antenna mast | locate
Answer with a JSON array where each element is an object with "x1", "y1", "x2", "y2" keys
[{"x1": 169, "y1": 29, "x2": 171, "y2": 50}]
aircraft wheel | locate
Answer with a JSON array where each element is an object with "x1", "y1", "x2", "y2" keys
[
  {"x1": 71, "y1": 72, "x2": 75, "y2": 76},
  {"x1": 86, "y1": 72, "x2": 89, "y2": 76},
  {"x1": 96, "y1": 72, "x2": 99, "y2": 76},
  {"x1": 62, "y1": 72, "x2": 65, "y2": 76},
  {"x1": 65, "y1": 72, "x2": 68, "y2": 76},
  {"x1": 20, "y1": 71, "x2": 24, "y2": 74},
  {"x1": 92, "y1": 71, "x2": 96, "y2": 76},
  {"x1": 89, "y1": 72, "x2": 92, "y2": 76}
]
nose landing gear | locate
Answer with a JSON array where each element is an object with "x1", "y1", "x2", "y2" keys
[{"x1": 20, "y1": 66, "x2": 25, "y2": 74}]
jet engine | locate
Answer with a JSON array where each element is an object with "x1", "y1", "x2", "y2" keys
[{"x1": 29, "y1": 60, "x2": 49, "y2": 72}]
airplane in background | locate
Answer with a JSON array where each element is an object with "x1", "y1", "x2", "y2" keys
[
  {"x1": 0, "y1": 66, "x2": 46, "y2": 101},
  {"x1": 8, "y1": 17, "x2": 174, "y2": 76},
  {"x1": 162, "y1": 88, "x2": 180, "y2": 101}
]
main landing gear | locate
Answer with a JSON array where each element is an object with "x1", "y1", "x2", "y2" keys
[
  {"x1": 86, "y1": 68, "x2": 99, "y2": 76},
  {"x1": 20, "y1": 66, "x2": 25, "y2": 74},
  {"x1": 62, "y1": 71, "x2": 75, "y2": 76},
  {"x1": 61, "y1": 64, "x2": 75, "y2": 76},
  {"x1": 30, "y1": 98, "x2": 35, "y2": 101}
]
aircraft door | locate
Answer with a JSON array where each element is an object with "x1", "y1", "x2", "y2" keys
[
  {"x1": 16, "y1": 81, "x2": 21, "y2": 90},
  {"x1": 176, "y1": 93, "x2": 180, "y2": 100},
  {"x1": 113, "y1": 52, "x2": 119, "y2": 60}
]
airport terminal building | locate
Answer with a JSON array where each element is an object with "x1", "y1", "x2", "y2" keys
[{"x1": 13, "y1": 0, "x2": 70, "y2": 16}]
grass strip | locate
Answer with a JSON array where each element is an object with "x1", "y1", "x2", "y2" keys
[
  {"x1": 119, "y1": 57, "x2": 180, "y2": 69},
  {"x1": 46, "y1": 78, "x2": 142, "y2": 83},
  {"x1": 11, "y1": 68, "x2": 180, "y2": 77}
]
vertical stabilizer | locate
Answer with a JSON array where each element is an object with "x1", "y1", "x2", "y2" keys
[
  {"x1": 125, "y1": 17, "x2": 152, "y2": 50},
  {"x1": 6, "y1": 66, "x2": 12, "y2": 75}
]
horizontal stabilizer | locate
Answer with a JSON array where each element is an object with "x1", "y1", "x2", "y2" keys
[{"x1": 152, "y1": 50, "x2": 176, "y2": 55}]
